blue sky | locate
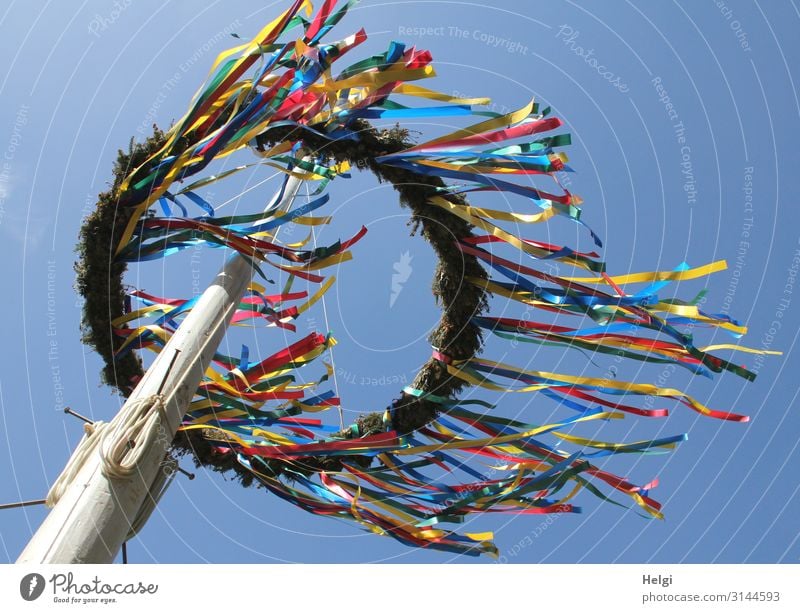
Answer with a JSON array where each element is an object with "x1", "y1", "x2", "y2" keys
[{"x1": 1, "y1": 0, "x2": 799, "y2": 563}]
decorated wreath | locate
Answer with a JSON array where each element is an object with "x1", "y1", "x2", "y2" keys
[{"x1": 73, "y1": 0, "x2": 773, "y2": 557}]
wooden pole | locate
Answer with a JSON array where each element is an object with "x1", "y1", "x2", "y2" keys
[{"x1": 17, "y1": 170, "x2": 306, "y2": 563}]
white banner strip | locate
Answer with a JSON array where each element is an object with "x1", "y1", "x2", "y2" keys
[{"x1": 1, "y1": 564, "x2": 798, "y2": 611}]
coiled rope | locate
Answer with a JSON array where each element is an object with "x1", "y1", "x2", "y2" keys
[{"x1": 46, "y1": 394, "x2": 168, "y2": 507}]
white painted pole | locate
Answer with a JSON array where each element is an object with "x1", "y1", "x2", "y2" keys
[{"x1": 17, "y1": 169, "x2": 307, "y2": 564}]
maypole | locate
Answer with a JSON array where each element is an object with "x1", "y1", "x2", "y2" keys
[
  {"x1": 17, "y1": 174, "x2": 306, "y2": 563},
  {"x1": 13, "y1": 0, "x2": 777, "y2": 562}
]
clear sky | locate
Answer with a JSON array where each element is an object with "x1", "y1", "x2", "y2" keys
[{"x1": 1, "y1": 0, "x2": 799, "y2": 564}]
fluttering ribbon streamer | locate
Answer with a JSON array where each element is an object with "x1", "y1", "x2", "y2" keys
[{"x1": 100, "y1": 0, "x2": 777, "y2": 557}]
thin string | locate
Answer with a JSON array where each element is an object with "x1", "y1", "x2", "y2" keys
[
  {"x1": 214, "y1": 168, "x2": 283, "y2": 213},
  {"x1": 305, "y1": 181, "x2": 344, "y2": 430}
]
